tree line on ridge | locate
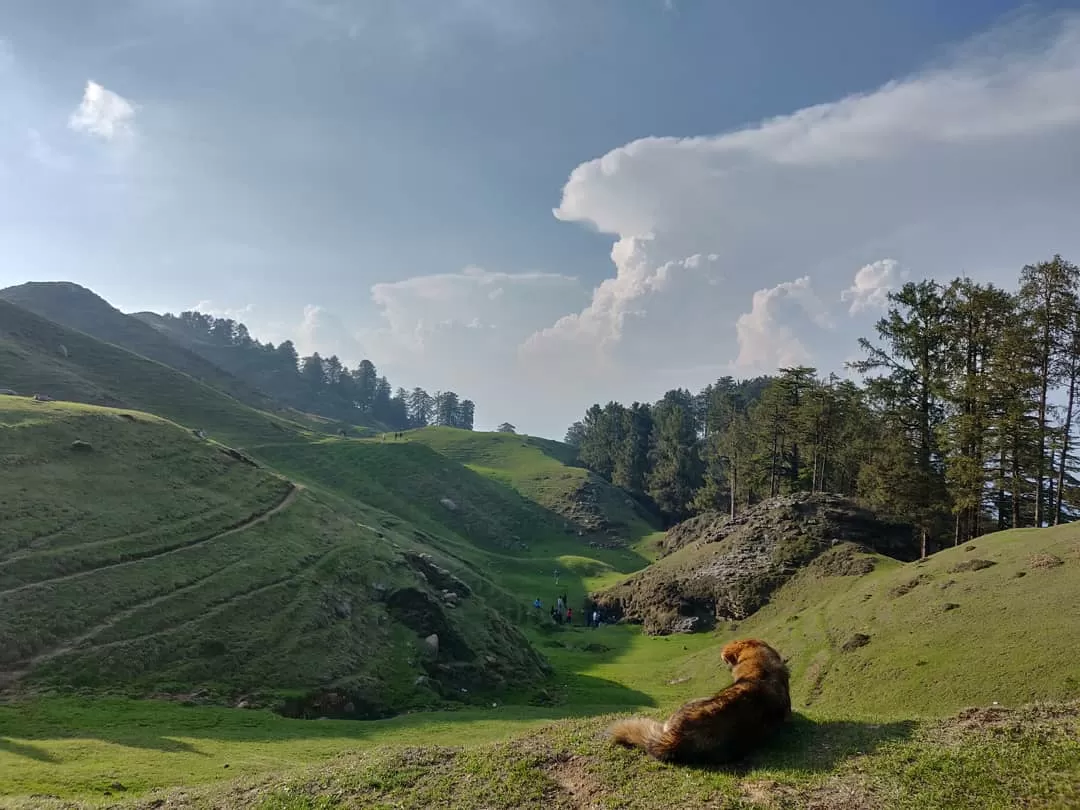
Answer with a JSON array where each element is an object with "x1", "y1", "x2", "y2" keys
[{"x1": 161, "y1": 311, "x2": 474, "y2": 431}]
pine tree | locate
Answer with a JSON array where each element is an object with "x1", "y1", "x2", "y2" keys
[
  {"x1": 613, "y1": 403, "x2": 652, "y2": 495},
  {"x1": 1017, "y1": 255, "x2": 1080, "y2": 526},
  {"x1": 850, "y1": 281, "x2": 951, "y2": 557},
  {"x1": 1054, "y1": 309, "x2": 1080, "y2": 524},
  {"x1": 457, "y1": 399, "x2": 476, "y2": 430},
  {"x1": 436, "y1": 391, "x2": 460, "y2": 427},
  {"x1": 647, "y1": 390, "x2": 703, "y2": 521},
  {"x1": 352, "y1": 360, "x2": 378, "y2": 412},
  {"x1": 564, "y1": 421, "x2": 586, "y2": 448},
  {"x1": 939, "y1": 280, "x2": 1013, "y2": 543},
  {"x1": 408, "y1": 388, "x2": 433, "y2": 428}
]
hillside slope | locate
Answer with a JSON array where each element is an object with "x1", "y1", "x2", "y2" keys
[
  {"x1": 251, "y1": 435, "x2": 656, "y2": 622},
  {"x1": 0, "y1": 397, "x2": 548, "y2": 713},
  {"x1": 0, "y1": 298, "x2": 312, "y2": 446},
  {"x1": 662, "y1": 526, "x2": 1080, "y2": 718},
  {"x1": 405, "y1": 427, "x2": 659, "y2": 547},
  {"x1": 0, "y1": 282, "x2": 280, "y2": 414}
]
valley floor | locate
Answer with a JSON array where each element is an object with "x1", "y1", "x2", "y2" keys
[{"x1": 1, "y1": 623, "x2": 1078, "y2": 809}]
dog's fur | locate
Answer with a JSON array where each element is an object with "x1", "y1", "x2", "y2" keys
[{"x1": 609, "y1": 638, "x2": 791, "y2": 764}]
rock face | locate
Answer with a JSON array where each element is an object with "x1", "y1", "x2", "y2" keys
[{"x1": 595, "y1": 492, "x2": 917, "y2": 635}]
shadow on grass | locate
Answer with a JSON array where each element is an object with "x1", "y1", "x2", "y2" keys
[
  {"x1": 0, "y1": 671, "x2": 653, "y2": 758},
  {"x1": 0, "y1": 736, "x2": 59, "y2": 763},
  {"x1": 684, "y1": 712, "x2": 916, "y2": 775}
]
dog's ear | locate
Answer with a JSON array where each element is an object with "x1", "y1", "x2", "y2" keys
[{"x1": 720, "y1": 640, "x2": 743, "y2": 666}]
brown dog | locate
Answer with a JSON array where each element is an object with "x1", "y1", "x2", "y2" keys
[{"x1": 609, "y1": 638, "x2": 791, "y2": 764}]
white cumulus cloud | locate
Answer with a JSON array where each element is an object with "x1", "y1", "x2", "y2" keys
[
  {"x1": 68, "y1": 80, "x2": 137, "y2": 141},
  {"x1": 842, "y1": 259, "x2": 907, "y2": 314},
  {"x1": 735, "y1": 276, "x2": 832, "y2": 372}
]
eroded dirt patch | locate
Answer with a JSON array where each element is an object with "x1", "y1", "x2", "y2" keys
[
  {"x1": 948, "y1": 558, "x2": 996, "y2": 574},
  {"x1": 544, "y1": 753, "x2": 606, "y2": 810},
  {"x1": 1028, "y1": 553, "x2": 1064, "y2": 570}
]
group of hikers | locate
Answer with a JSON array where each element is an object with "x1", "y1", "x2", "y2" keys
[{"x1": 533, "y1": 595, "x2": 603, "y2": 628}]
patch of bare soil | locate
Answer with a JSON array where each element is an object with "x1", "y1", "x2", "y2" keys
[
  {"x1": 889, "y1": 574, "x2": 927, "y2": 598},
  {"x1": 808, "y1": 546, "x2": 877, "y2": 577},
  {"x1": 544, "y1": 753, "x2": 606, "y2": 809},
  {"x1": 841, "y1": 633, "x2": 871, "y2": 652},
  {"x1": 936, "y1": 701, "x2": 1080, "y2": 746},
  {"x1": 740, "y1": 777, "x2": 879, "y2": 810},
  {"x1": 1028, "y1": 553, "x2": 1065, "y2": 570},
  {"x1": 947, "y1": 558, "x2": 996, "y2": 573}
]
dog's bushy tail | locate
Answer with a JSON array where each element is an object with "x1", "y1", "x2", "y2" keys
[{"x1": 608, "y1": 717, "x2": 670, "y2": 759}]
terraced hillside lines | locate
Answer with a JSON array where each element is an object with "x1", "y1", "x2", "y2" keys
[
  {"x1": 1, "y1": 396, "x2": 551, "y2": 709},
  {"x1": 0, "y1": 399, "x2": 305, "y2": 674},
  {"x1": 0, "y1": 299, "x2": 312, "y2": 446},
  {"x1": 5, "y1": 484, "x2": 304, "y2": 673},
  {"x1": 0, "y1": 484, "x2": 300, "y2": 598},
  {"x1": 253, "y1": 436, "x2": 655, "y2": 623}
]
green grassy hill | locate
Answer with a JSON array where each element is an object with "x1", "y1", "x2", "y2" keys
[
  {"x1": 656, "y1": 530, "x2": 1080, "y2": 718},
  {"x1": 404, "y1": 427, "x2": 660, "y2": 548},
  {"x1": 0, "y1": 298, "x2": 318, "y2": 446},
  {"x1": 0, "y1": 397, "x2": 548, "y2": 716},
  {"x1": 0, "y1": 282, "x2": 280, "y2": 414},
  {"x1": 252, "y1": 424, "x2": 674, "y2": 613}
]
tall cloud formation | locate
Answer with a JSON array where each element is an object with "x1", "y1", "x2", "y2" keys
[{"x1": 513, "y1": 12, "x2": 1080, "y2": 413}]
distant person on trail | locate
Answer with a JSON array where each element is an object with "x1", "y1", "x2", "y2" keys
[
  {"x1": 591, "y1": 609, "x2": 600, "y2": 628},
  {"x1": 550, "y1": 606, "x2": 559, "y2": 624},
  {"x1": 556, "y1": 596, "x2": 564, "y2": 613},
  {"x1": 566, "y1": 607, "x2": 573, "y2": 625},
  {"x1": 534, "y1": 598, "x2": 542, "y2": 611}
]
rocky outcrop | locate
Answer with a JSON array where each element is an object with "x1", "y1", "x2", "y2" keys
[
  {"x1": 659, "y1": 493, "x2": 915, "y2": 559},
  {"x1": 594, "y1": 493, "x2": 917, "y2": 635}
]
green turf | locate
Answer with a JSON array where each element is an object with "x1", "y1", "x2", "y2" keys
[{"x1": 675, "y1": 527, "x2": 1080, "y2": 718}]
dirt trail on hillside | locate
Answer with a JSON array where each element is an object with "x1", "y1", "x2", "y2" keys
[
  {"x1": 0, "y1": 483, "x2": 302, "y2": 597},
  {"x1": 0, "y1": 483, "x2": 303, "y2": 689}
]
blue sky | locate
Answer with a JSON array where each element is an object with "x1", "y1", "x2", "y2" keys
[{"x1": 3, "y1": 1, "x2": 1080, "y2": 437}]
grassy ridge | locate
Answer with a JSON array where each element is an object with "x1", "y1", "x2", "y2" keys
[
  {"x1": 0, "y1": 299, "x2": 314, "y2": 446},
  {"x1": 252, "y1": 435, "x2": 655, "y2": 621},
  {"x1": 403, "y1": 427, "x2": 660, "y2": 550},
  {"x1": 0, "y1": 282, "x2": 278, "y2": 416}
]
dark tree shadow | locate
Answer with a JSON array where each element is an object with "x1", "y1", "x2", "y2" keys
[{"x1": 0, "y1": 736, "x2": 60, "y2": 762}]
